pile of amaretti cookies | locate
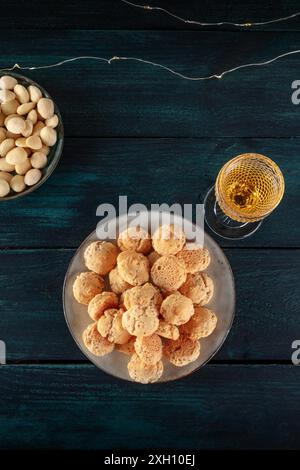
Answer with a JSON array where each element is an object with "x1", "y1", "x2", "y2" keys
[
  {"x1": 73, "y1": 224, "x2": 218, "y2": 383},
  {"x1": 0, "y1": 75, "x2": 59, "y2": 197}
]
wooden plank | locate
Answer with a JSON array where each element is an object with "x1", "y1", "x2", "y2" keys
[
  {"x1": 0, "y1": 364, "x2": 299, "y2": 449},
  {"x1": 0, "y1": 138, "x2": 297, "y2": 248},
  {"x1": 0, "y1": 248, "x2": 299, "y2": 361},
  {"x1": 0, "y1": 30, "x2": 300, "y2": 137},
  {"x1": 2, "y1": 1, "x2": 300, "y2": 31}
]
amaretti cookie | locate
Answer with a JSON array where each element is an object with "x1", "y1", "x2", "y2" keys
[
  {"x1": 164, "y1": 336, "x2": 200, "y2": 366},
  {"x1": 123, "y1": 282, "x2": 162, "y2": 310},
  {"x1": 73, "y1": 271, "x2": 104, "y2": 305},
  {"x1": 97, "y1": 308, "x2": 131, "y2": 344},
  {"x1": 84, "y1": 241, "x2": 118, "y2": 275},
  {"x1": 82, "y1": 322, "x2": 115, "y2": 356},
  {"x1": 134, "y1": 333, "x2": 163, "y2": 365},
  {"x1": 176, "y1": 244, "x2": 211, "y2": 273},
  {"x1": 118, "y1": 226, "x2": 152, "y2": 254},
  {"x1": 160, "y1": 291, "x2": 194, "y2": 325},
  {"x1": 152, "y1": 224, "x2": 186, "y2": 256},
  {"x1": 88, "y1": 291, "x2": 119, "y2": 321},
  {"x1": 179, "y1": 272, "x2": 214, "y2": 305},
  {"x1": 122, "y1": 304, "x2": 159, "y2": 337},
  {"x1": 151, "y1": 255, "x2": 186, "y2": 292},
  {"x1": 181, "y1": 306, "x2": 217, "y2": 340},
  {"x1": 127, "y1": 354, "x2": 163, "y2": 384},
  {"x1": 117, "y1": 250, "x2": 149, "y2": 286},
  {"x1": 109, "y1": 266, "x2": 132, "y2": 294},
  {"x1": 156, "y1": 320, "x2": 180, "y2": 340}
]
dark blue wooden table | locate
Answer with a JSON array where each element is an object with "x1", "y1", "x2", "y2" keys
[{"x1": 1, "y1": 0, "x2": 300, "y2": 450}]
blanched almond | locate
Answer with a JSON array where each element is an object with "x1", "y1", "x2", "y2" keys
[
  {"x1": 6, "y1": 116, "x2": 25, "y2": 134},
  {"x1": 0, "y1": 171, "x2": 13, "y2": 183},
  {"x1": 17, "y1": 102, "x2": 35, "y2": 116},
  {"x1": 37, "y1": 98, "x2": 54, "y2": 119},
  {"x1": 4, "y1": 113, "x2": 18, "y2": 127},
  {"x1": 15, "y1": 137, "x2": 27, "y2": 147},
  {"x1": 15, "y1": 158, "x2": 32, "y2": 175},
  {"x1": 1, "y1": 99, "x2": 19, "y2": 116},
  {"x1": 10, "y1": 174, "x2": 26, "y2": 193},
  {"x1": 45, "y1": 114, "x2": 59, "y2": 128},
  {"x1": 0, "y1": 76, "x2": 18, "y2": 90},
  {"x1": 14, "y1": 84, "x2": 29, "y2": 104},
  {"x1": 40, "y1": 126, "x2": 57, "y2": 146},
  {"x1": 24, "y1": 168, "x2": 42, "y2": 186},
  {"x1": 30, "y1": 152, "x2": 47, "y2": 169},
  {"x1": 0, "y1": 138, "x2": 15, "y2": 157},
  {"x1": 0, "y1": 89, "x2": 15, "y2": 103},
  {"x1": 26, "y1": 135, "x2": 42, "y2": 150},
  {"x1": 27, "y1": 109, "x2": 37, "y2": 124},
  {"x1": 6, "y1": 147, "x2": 27, "y2": 165},
  {"x1": 28, "y1": 85, "x2": 42, "y2": 103}
]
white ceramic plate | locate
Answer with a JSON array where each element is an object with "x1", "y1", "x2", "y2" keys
[{"x1": 63, "y1": 213, "x2": 235, "y2": 382}]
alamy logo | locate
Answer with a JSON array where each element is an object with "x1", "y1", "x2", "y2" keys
[
  {"x1": 95, "y1": 196, "x2": 205, "y2": 246},
  {"x1": 291, "y1": 81, "x2": 300, "y2": 104},
  {"x1": 0, "y1": 340, "x2": 6, "y2": 364},
  {"x1": 291, "y1": 340, "x2": 300, "y2": 365}
]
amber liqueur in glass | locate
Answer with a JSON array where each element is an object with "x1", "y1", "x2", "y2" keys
[{"x1": 215, "y1": 153, "x2": 285, "y2": 223}]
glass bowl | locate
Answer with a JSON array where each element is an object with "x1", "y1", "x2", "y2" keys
[
  {"x1": 63, "y1": 213, "x2": 235, "y2": 383},
  {"x1": 0, "y1": 72, "x2": 64, "y2": 201}
]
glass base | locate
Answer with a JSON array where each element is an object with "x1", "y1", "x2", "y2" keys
[{"x1": 203, "y1": 187, "x2": 262, "y2": 240}]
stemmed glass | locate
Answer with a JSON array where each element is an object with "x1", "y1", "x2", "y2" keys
[{"x1": 204, "y1": 153, "x2": 285, "y2": 239}]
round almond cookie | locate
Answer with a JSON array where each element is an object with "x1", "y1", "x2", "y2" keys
[
  {"x1": 72, "y1": 271, "x2": 104, "y2": 305},
  {"x1": 151, "y1": 255, "x2": 186, "y2": 292},
  {"x1": 164, "y1": 336, "x2": 200, "y2": 367},
  {"x1": 160, "y1": 291, "x2": 194, "y2": 326},
  {"x1": 156, "y1": 320, "x2": 180, "y2": 340},
  {"x1": 127, "y1": 354, "x2": 163, "y2": 384},
  {"x1": 134, "y1": 333, "x2": 163, "y2": 365},
  {"x1": 122, "y1": 304, "x2": 159, "y2": 337},
  {"x1": 152, "y1": 224, "x2": 186, "y2": 256},
  {"x1": 116, "y1": 337, "x2": 136, "y2": 355},
  {"x1": 176, "y1": 244, "x2": 211, "y2": 273},
  {"x1": 117, "y1": 250, "x2": 149, "y2": 286},
  {"x1": 179, "y1": 272, "x2": 214, "y2": 306},
  {"x1": 109, "y1": 267, "x2": 132, "y2": 294},
  {"x1": 88, "y1": 291, "x2": 119, "y2": 321},
  {"x1": 84, "y1": 241, "x2": 118, "y2": 275},
  {"x1": 118, "y1": 226, "x2": 152, "y2": 254},
  {"x1": 82, "y1": 323, "x2": 114, "y2": 356},
  {"x1": 97, "y1": 308, "x2": 131, "y2": 345},
  {"x1": 123, "y1": 282, "x2": 162, "y2": 310},
  {"x1": 180, "y1": 306, "x2": 218, "y2": 340}
]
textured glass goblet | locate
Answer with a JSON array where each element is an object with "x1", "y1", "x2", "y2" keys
[{"x1": 204, "y1": 153, "x2": 285, "y2": 239}]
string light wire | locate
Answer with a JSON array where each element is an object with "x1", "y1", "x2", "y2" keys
[
  {"x1": 120, "y1": 0, "x2": 300, "y2": 28},
  {"x1": 1, "y1": 49, "x2": 300, "y2": 81}
]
